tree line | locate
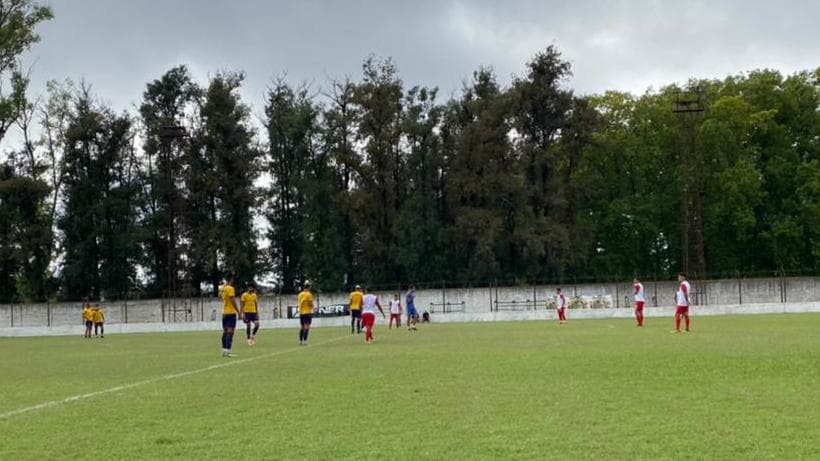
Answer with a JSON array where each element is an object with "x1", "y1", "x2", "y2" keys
[{"x1": 1, "y1": 2, "x2": 818, "y2": 302}]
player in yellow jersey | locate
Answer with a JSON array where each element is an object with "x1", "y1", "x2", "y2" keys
[
  {"x1": 92, "y1": 303, "x2": 105, "y2": 338},
  {"x1": 297, "y1": 282, "x2": 314, "y2": 345},
  {"x1": 241, "y1": 285, "x2": 260, "y2": 346},
  {"x1": 220, "y1": 276, "x2": 242, "y2": 357},
  {"x1": 349, "y1": 284, "x2": 364, "y2": 334},
  {"x1": 82, "y1": 302, "x2": 93, "y2": 338}
]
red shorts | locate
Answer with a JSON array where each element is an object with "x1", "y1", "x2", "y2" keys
[
  {"x1": 676, "y1": 306, "x2": 689, "y2": 315},
  {"x1": 635, "y1": 301, "x2": 645, "y2": 310},
  {"x1": 362, "y1": 312, "x2": 376, "y2": 328}
]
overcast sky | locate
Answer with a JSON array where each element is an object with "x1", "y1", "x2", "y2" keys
[{"x1": 19, "y1": 0, "x2": 820, "y2": 116}]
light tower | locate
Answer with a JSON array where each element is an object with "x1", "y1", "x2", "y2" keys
[{"x1": 673, "y1": 86, "x2": 706, "y2": 303}]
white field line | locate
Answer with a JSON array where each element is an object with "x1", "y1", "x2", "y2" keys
[{"x1": 0, "y1": 334, "x2": 351, "y2": 420}]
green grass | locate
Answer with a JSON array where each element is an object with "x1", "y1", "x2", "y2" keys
[{"x1": 1, "y1": 314, "x2": 819, "y2": 460}]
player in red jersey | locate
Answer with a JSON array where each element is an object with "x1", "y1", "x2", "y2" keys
[
  {"x1": 633, "y1": 278, "x2": 645, "y2": 327},
  {"x1": 673, "y1": 273, "x2": 691, "y2": 333}
]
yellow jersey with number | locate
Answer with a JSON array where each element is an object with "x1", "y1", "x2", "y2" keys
[
  {"x1": 297, "y1": 290, "x2": 314, "y2": 315},
  {"x1": 222, "y1": 285, "x2": 237, "y2": 314},
  {"x1": 241, "y1": 292, "x2": 258, "y2": 313}
]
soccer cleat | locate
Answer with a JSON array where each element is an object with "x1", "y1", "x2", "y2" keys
[
  {"x1": 671, "y1": 330, "x2": 681, "y2": 334},
  {"x1": 247, "y1": 338, "x2": 253, "y2": 346}
]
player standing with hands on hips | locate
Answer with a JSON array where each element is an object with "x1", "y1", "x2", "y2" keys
[{"x1": 673, "y1": 273, "x2": 691, "y2": 333}]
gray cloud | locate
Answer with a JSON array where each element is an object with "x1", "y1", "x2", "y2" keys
[{"x1": 20, "y1": 0, "x2": 820, "y2": 115}]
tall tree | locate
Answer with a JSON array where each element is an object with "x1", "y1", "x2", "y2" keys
[
  {"x1": 322, "y1": 78, "x2": 359, "y2": 286},
  {"x1": 0, "y1": 0, "x2": 52, "y2": 145},
  {"x1": 264, "y1": 80, "x2": 314, "y2": 292},
  {"x1": 138, "y1": 66, "x2": 200, "y2": 297},
  {"x1": 510, "y1": 47, "x2": 574, "y2": 279},
  {"x1": 0, "y1": 162, "x2": 51, "y2": 301},
  {"x1": 445, "y1": 68, "x2": 523, "y2": 281},
  {"x1": 395, "y1": 86, "x2": 449, "y2": 283},
  {"x1": 193, "y1": 72, "x2": 260, "y2": 292},
  {"x1": 58, "y1": 86, "x2": 141, "y2": 300},
  {"x1": 351, "y1": 56, "x2": 404, "y2": 283}
]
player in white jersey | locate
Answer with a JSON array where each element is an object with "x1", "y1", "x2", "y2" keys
[
  {"x1": 555, "y1": 288, "x2": 568, "y2": 324},
  {"x1": 388, "y1": 294, "x2": 402, "y2": 329},
  {"x1": 634, "y1": 278, "x2": 645, "y2": 327},
  {"x1": 673, "y1": 273, "x2": 691, "y2": 333},
  {"x1": 361, "y1": 288, "x2": 386, "y2": 344}
]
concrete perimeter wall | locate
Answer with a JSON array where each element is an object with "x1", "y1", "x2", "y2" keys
[
  {"x1": 1, "y1": 302, "x2": 819, "y2": 337},
  {"x1": 0, "y1": 276, "x2": 817, "y2": 333}
]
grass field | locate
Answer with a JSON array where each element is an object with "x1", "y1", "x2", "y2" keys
[{"x1": 1, "y1": 314, "x2": 819, "y2": 460}]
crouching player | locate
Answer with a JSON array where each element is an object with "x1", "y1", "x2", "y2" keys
[
  {"x1": 362, "y1": 288, "x2": 385, "y2": 344},
  {"x1": 242, "y1": 285, "x2": 260, "y2": 346}
]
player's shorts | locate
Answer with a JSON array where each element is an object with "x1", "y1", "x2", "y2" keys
[
  {"x1": 362, "y1": 311, "x2": 376, "y2": 328},
  {"x1": 676, "y1": 306, "x2": 689, "y2": 315},
  {"x1": 244, "y1": 312, "x2": 259, "y2": 322},
  {"x1": 635, "y1": 301, "x2": 645, "y2": 310},
  {"x1": 85, "y1": 320, "x2": 93, "y2": 328},
  {"x1": 407, "y1": 304, "x2": 418, "y2": 317},
  {"x1": 300, "y1": 314, "x2": 313, "y2": 326},
  {"x1": 351, "y1": 309, "x2": 362, "y2": 319},
  {"x1": 222, "y1": 314, "x2": 237, "y2": 329},
  {"x1": 94, "y1": 322, "x2": 103, "y2": 326}
]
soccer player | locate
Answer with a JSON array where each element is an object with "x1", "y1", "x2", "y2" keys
[
  {"x1": 349, "y1": 285, "x2": 364, "y2": 334},
  {"x1": 361, "y1": 287, "x2": 385, "y2": 344},
  {"x1": 388, "y1": 293, "x2": 402, "y2": 328},
  {"x1": 93, "y1": 303, "x2": 105, "y2": 338},
  {"x1": 297, "y1": 282, "x2": 314, "y2": 346},
  {"x1": 673, "y1": 273, "x2": 691, "y2": 333},
  {"x1": 82, "y1": 302, "x2": 93, "y2": 338},
  {"x1": 634, "y1": 278, "x2": 645, "y2": 327},
  {"x1": 406, "y1": 285, "x2": 418, "y2": 331},
  {"x1": 241, "y1": 285, "x2": 260, "y2": 346},
  {"x1": 555, "y1": 288, "x2": 567, "y2": 325},
  {"x1": 220, "y1": 276, "x2": 242, "y2": 357}
]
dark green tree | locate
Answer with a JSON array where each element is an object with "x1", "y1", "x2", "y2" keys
[
  {"x1": 264, "y1": 80, "x2": 314, "y2": 292},
  {"x1": 351, "y1": 56, "x2": 404, "y2": 283},
  {"x1": 193, "y1": 72, "x2": 260, "y2": 292},
  {"x1": 58, "y1": 87, "x2": 141, "y2": 300},
  {"x1": 138, "y1": 65, "x2": 201, "y2": 297},
  {"x1": 0, "y1": 0, "x2": 52, "y2": 145}
]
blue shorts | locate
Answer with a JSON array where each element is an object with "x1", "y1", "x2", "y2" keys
[
  {"x1": 222, "y1": 314, "x2": 237, "y2": 329},
  {"x1": 407, "y1": 305, "x2": 418, "y2": 317},
  {"x1": 300, "y1": 314, "x2": 313, "y2": 326},
  {"x1": 244, "y1": 312, "x2": 259, "y2": 322}
]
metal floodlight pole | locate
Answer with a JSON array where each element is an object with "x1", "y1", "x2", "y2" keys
[
  {"x1": 673, "y1": 87, "x2": 706, "y2": 291},
  {"x1": 159, "y1": 124, "x2": 188, "y2": 322}
]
